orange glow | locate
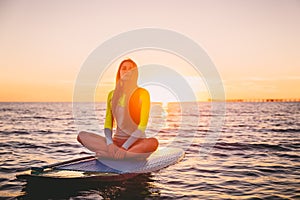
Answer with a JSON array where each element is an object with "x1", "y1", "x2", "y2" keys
[
  {"x1": 0, "y1": 81, "x2": 73, "y2": 102},
  {"x1": 0, "y1": 1, "x2": 299, "y2": 102}
]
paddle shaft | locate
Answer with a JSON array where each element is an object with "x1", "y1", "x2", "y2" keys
[{"x1": 17, "y1": 155, "x2": 95, "y2": 173}]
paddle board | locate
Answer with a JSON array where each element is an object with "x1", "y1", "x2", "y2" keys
[{"x1": 17, "y1": 147, "x2": 184, "y2": 182}]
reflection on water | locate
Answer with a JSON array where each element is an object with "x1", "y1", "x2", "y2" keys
[
  {"x1": 0, "y1": 102, "x2": 299, "y2": 199},
  {"x1": 18, "y1": 174, "x2": 158, "y2": 199}
]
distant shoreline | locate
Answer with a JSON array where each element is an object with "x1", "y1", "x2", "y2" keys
[
  {"x1": 221, "y1": 99, "x2": 300, "y2": 103},
  {"x1": 0, "y1": 99, "x2": 300, "y2": 103}
]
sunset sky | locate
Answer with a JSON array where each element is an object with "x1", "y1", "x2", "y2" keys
[{"x1": 0, "y1": 0, "x2": 299, "y2": 102}]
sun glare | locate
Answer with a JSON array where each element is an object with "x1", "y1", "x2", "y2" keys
[{"x1": 143, "y1": 84, "x2": 178, "y2": 106}]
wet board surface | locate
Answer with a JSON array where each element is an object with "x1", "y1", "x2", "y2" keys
[{"x1": 17, "y1": 147, "x2": 184, "y2": 181}]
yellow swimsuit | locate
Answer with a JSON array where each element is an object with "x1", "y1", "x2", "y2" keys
[{"x1": 104, "y1": 88, "x2": 150, "y2": 149}]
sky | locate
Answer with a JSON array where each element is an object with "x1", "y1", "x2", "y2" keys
[{"x1": 0, "y1": 0, "x2": 299, "y2": 102}]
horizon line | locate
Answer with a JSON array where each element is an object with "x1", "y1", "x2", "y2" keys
[{"x1": 0, "y1": 98, "x2": 300, "y2": 103}]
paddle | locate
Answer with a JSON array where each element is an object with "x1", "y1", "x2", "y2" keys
[{"x1": 18, "y1": 155, "x2": 95, "y2": 173}]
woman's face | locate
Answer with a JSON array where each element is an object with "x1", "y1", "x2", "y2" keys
[{"x1": 120, "y1": 61, "x2": 134, "y2": 80}]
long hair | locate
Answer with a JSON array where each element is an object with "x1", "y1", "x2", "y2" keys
[{"x1": 112, "y1": 59, "x2": 139, "y2": 135}]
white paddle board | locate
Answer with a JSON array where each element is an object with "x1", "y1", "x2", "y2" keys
[{"x1": 17, "y1": 147, "x2": 184, "y2": 181}]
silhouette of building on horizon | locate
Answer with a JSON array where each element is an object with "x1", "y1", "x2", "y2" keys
[{"x1": 222, "y1": 98, "x2": 300, "y2": 102}]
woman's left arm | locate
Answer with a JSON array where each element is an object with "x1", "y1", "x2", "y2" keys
[{"x1": 122, "y1": 89, "x2": 150, "y2": 150}]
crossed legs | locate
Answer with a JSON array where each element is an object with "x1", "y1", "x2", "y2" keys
[{"x1": 77, "y1": 131, "x2": 159, "y2": 159}]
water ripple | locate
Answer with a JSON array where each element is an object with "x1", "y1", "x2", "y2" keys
[{"x1": 0, "y1": 102, "x2": 299, "y2": 199}]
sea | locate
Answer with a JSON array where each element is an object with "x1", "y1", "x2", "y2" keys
[{"x1": 0, "y1": 102, "x2": 299, "y2": 199}]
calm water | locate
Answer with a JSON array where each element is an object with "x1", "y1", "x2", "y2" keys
[{"x1": 0, "y1": 102, "x2": 299, "y2": 199}]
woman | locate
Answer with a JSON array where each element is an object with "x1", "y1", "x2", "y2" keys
[{"x1": 77, "y1": 59, "x2": 159, "y2": 159}]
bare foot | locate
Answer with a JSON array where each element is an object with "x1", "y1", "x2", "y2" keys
[
  {"x1": 95, "y1": 150, "x2": 111, "y2": 158},
  {"x1": 124, "y1": 151, "x2": 151, "y2": 160},
  {"x1": 96, "y1": 147, "x2": 152, "y2": 160}
]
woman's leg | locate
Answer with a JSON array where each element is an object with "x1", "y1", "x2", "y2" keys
[
  {"x1": 111, "y1": 137, "x2": 159, "y2": 159},
  {"x1": 128, "y1": 138, "x2": 159, "y2": 153},
  {"x1": 77, "y1": 131, "x2": 107, "y2": 153},
  {"x1": 78, "y1": 133, "x2": 159, "y2": 159},
  {"x1": 123, "y1": 138, "x2": 159, "y2": 159}
]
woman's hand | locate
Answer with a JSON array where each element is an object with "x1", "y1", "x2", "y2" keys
[
  {"x1": 107, "y1": 143, "x2": 117, "y2": 158},
  {"x1": 106, "y1": 144, "x2": 127, "y2": 159},
  {"x1": 114, "y1": 147, "x2": 127, "y2": 159}
]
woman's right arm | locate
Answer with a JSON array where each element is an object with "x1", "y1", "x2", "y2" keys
[{"x1": 104, "y1": 90, "x2": 114, "y2": 145}]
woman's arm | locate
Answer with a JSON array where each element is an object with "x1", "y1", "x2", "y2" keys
[
  {"x1": 137, "y1": 89, "x2": 150, "y2": 132},
  {"x1": 122, "y1": 88, "x2": 150, "y2": 150},
  {"x1": 104, "y1": 90, "x2": 114, "y2": 145}
]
